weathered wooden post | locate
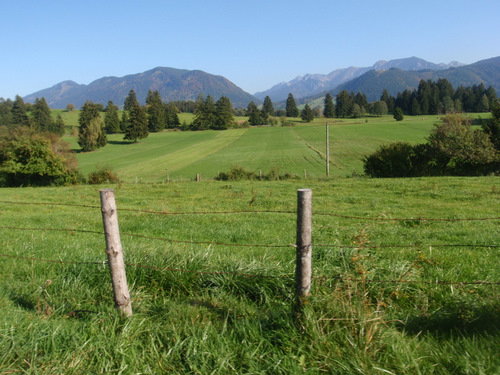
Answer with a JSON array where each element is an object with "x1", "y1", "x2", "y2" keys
[
  {"x1": 196, "y1": 173, "x2": 201, "y2": 182},
  {"x1": 295, "y1": 189, "x2": 312, "y2": 314},
  {"x1": 326, "y1": 123, "x2": 330, "y2": 177},
  {"x1": 100, "y1": 189, "x2": 132, "y2": 317}
]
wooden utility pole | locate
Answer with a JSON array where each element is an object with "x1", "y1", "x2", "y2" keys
[{"x1": 100, "y1": 189, "x2": 132, "y2": 317}]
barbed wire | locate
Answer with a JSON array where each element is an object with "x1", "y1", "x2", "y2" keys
[
  {"x1": 1, "y1": 225, "x2": 498, "y2": 250},
  {"x1": 1, "y1": 199, "x2": 499, "y2": 221}
]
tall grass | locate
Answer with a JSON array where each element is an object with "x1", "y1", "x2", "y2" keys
[{"x1": 0, "y1": 177, "x2": 499, "y2": 373}]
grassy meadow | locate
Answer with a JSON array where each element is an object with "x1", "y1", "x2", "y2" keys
[
  {"x1": 0, "y1": 176, "x2": 499, "y2": 374},
  {"x1": 1, "y1": 112, "x2": 499, "y2": 373},
  {"x1": 61, "y1": 113, "x2": 442, "y2": 182}
]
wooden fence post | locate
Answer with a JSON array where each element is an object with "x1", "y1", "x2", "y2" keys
[
  {"x1": 295, "y1": 189, "x2": 312, "y2": 312},
  {"x1": 196, "y1": 173, "x2": 201, "y2": 182},
  {"x1": 100, "y1": 189, "x2": 133, "y2": 317},
  {"x1": 326, "y1": 123, "x2": 330, "y2": 177}
]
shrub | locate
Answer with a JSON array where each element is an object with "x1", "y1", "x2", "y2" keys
[
  {"x1": 216, "y1": 166, "x2": 255, "y2": 181},
  {"x1": 363, "y1": 114, "x2": 500, "y2": 177},
  {"x1": 0, "y1": 127, "x2": 81, "y2": 186},
  {"x1": 215, "y1": 166, "x2": 298, "y2": 181},
  {"x1": 363, "y1": 142, "x2": 417, "y2": 177},
  {"x1": 88, "y1": 166, "x2": 120, "y2": 184}
]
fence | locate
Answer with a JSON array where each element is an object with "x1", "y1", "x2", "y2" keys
[{"x1": 0, "y1": 189, "x2": 499, "y2": 318}]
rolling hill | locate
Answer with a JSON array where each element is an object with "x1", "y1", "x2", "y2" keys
[
  {"x1": 255, "y1": 57, "x2": 464, "y2": 102},
  {"x1": 330, "y1": 56, "x2": 500, "y2": 102},
  {"x1": 24, "y1": 67, "x2": 259, "y2": 109}
]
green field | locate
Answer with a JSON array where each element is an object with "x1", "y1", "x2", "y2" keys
[
  {"x1": 66, "y1": 115, "x2": 441, "y2": 182},
  {"x1": 1, "y1": 112, "x2": 499, "y2": 373},
  {"x1": 0, "y1": 177, "x2": 499, "y2": 373}
]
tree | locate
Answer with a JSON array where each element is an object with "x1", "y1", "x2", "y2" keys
[
  {"x1": 323, "y1": 93, "x2": 335, "y2": 118},
  {"x1": 11, "y1": 95, "x2": 31, "y2": 127},
  {"x1": 32, "y1": 97, "x2": 53, "y2": 132},
  {"x1": 193, "y1": 94, "x2": 216, "y2": 130},
  {"x1": 372, "y1": 101, "x2": 388, "y2": 116},
  {"x1": 146, "y1": 90, "x2": 167, "y2": 132},
  {"x1": 66, "y1": 103, "x2": 76, "y2": 112},
  {"x1": 165, "y1": 102, "x2": 180, "y2": 128},
  {"x1": 285, "y1": 93, "x2": 299, "y2": 117},
  {"x1": 104, "y1": 101, "x2": 121, "y2": 133},
  {"x1": 393, "y1": 107, "x2": 404, "y2": 121},
  {"x1": 214, "y1": 96, "x2": 234, "y2": 130},
  {"x1": 262, "y1": 96, "x2": 274, "y2": 118},
  {"x1": 124, "y1": 101, "x2": 149, "y2": 142},
  {"x1": 0, "y1": 98, "x2": 13, "y2": 126},
  {"x1": 50, "y1": 114, "x2": 66, "y2": 136},
  {"x1": 247, "y1": 101, "x2": 263, "y2": 125},
  {"x1": 427, "y1": 113, "x2": 499, "y2": 175},
  {"x1": 483, "y1": 100, "x2": 500, "y2": 150},
  {"x1": 120, "y1": 110, "x2": 129, "y2": 132},
  {"x1": 352, "y1": 103, "x2": 362, "y2": 118},
  {"x1": 0, "y1": 127, "x2": 79, "y2": 186},
  {"x1": 335, "y1": 90, "x2": 352, "y2": 118},
  {"x1": 301, "y1": 103, "x2": 315, "y2": 122},
  {"x1": 123, "y1": 90, "x2": 138, "y2": 111},
  {"x1": 78, "y1": 101, "x2": 107, "y2": 151}
]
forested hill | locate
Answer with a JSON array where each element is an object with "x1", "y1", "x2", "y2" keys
[
  {"x1": 23, "y1": 67, "x2": 258, "y2": 109},
  {"x1": 331, "y1": 56, "x2": 500, "y2": 102}
]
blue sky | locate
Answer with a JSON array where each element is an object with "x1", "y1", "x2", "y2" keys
[{"x1": 1, "y1": 0, "x2": 499, "y2": 100}]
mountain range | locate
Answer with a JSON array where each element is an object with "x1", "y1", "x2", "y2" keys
[
  {"x1": 23, "y1": 56, "x2": 500, "y2": 109},
  {"x1": 23, "y1": 67, "x2": 257, "y2": 109},
  {"x1": 254, "y1": 57, "x2": 464, "y2": 102}
]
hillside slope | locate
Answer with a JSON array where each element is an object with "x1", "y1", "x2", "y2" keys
[{"x1": 24, "y1": 67, "x2": 258, "y2": 109}]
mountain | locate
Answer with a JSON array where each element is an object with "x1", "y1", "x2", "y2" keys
[
  {"x1": 330, "y1": 56, "x2": 500, "y2": 102},
  {"x1": 23, "y1": 67, "x2": 258, "y2": 109},
  {"x1": 255, "y1": 57, "x2": 464, "y2": 102}
]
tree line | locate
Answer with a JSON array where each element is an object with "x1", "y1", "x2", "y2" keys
[
  {"x1": 0, "y1": 96, "x2": 65, "y2": 135},
  {"x1": 320, "y1": 79, "x2": 497, "y2": 119}
]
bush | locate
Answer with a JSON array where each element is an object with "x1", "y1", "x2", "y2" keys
[
  {"x1": 0, "y1": 127, "x2": 81, "y2": 186},
  {"x1": 88, "y1": 166, "x2": 120, "y2": 184},
  {"x1": 363, "y1": 142, "x2": 417, "y2": 177},
  {"x1": 215, "y1": 166, "x2": 298, "y2": 181},
  {"x1": 216, "y1": 166, "x2": 256, "y2": 181},
  {"x1": 363, "y1": 114, "x2": 500, "y2": 177}
]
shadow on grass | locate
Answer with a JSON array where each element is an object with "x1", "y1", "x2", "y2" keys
[
  {"x1": 398, "y1": 301, "x2": 500, "y2": 336},
  {"x1": 108, "y1": 140, "x2": 132, "y2": 145}
]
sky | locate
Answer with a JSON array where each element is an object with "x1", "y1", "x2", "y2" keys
[{"x1": 1, "y1": 0, "x2": 499, "y2": 100}]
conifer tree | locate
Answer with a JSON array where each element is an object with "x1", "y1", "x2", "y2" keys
[
  {"x1": 32, "y1": 97, "x2": 53, "y2": 132},
  {"x1": 393, "y1": 107, "x2": 404, "y2": 121},
  {"x1": 262, "y1": 96, "x2": 275, "y2": 117},
  {"x1": 123, "y1": 89, "x2": 138, "y2": 111},
  {"x1": 146, "y1": 90, "x2": 167, "y2": 132},
  {"x1": 193, "y1": 94, "x2": 215, "y2": 130},
  {"x1": 165, "y1": 102, "x2": 180, "y2": 128},
  {"x1": 104, "y1": 101, "x2": 121, "y2": 133},
  {"x1": 323, "y1": 93, "x2": 335, "y2": 118},
  {"x1": 214, "y1": 96, "x2": 233, "y2": 130},
  {"x1": 11, "y1": 95, "x2": 31, "y2": 127},
  {"x1": 120, "y1": 111, "x2": 129, "y2": 132},
  {"x1": 124, "y1": 101, "x2": 148, "y2": 142},
  {"x1": 335, "y1": 90, "x2": 353, "y2": 118},
  {"x1": 247, "y1": 101, "x2": 263, "y2": 125},
  {"x1": 285, "y1": 93, "x2": 299, "y2": 117},
  {"x1": 301, "y1": 103, "x2": 315, "y2": 122}
]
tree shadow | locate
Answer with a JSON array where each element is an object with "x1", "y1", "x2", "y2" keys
[
  {"x1": 108, "y1": 140, "x2": 132, "y2": 145},
  {"x1": 397, "y1": 301, "x2": 500, "y2": 337}
]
